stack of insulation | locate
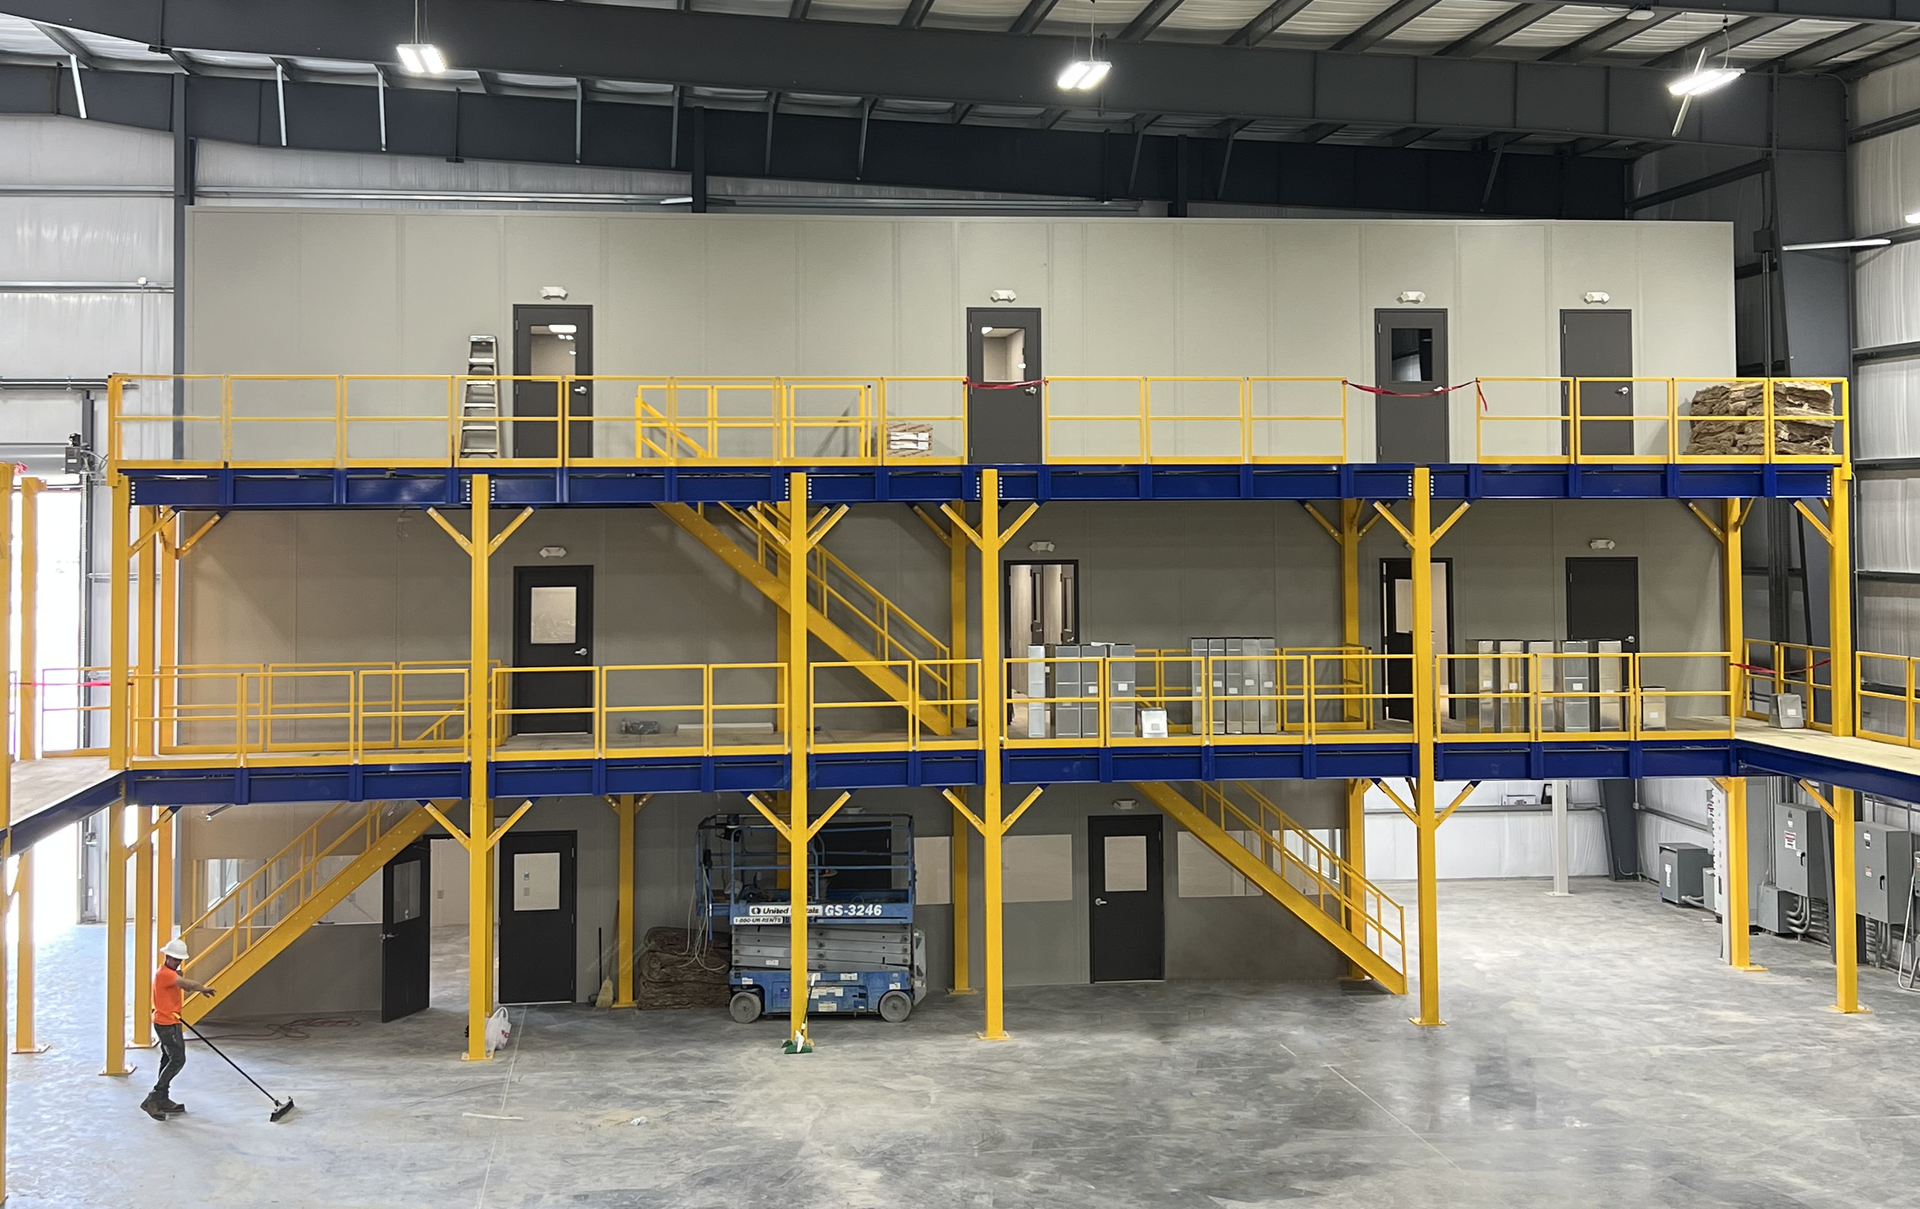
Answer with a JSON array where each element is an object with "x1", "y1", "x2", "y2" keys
[
  {"x1": 635, "y1": 926, "x2": 732, "y2": 1010},
  {"x1": 1682, "y1": 381, "x2": 1835, "y2": 456}
]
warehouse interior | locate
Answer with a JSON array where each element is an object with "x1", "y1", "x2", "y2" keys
[{"x1": 5, "y1": 0, "x2": 1920, "y2": 1203}]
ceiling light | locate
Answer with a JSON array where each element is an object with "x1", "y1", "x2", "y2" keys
[
  {"x1": 397, "y1": 42, "x2": 447, "y2": 75},
  {"x1": 1058, "y1": 59, "x2": 1110, "y2": 91},
  {"x1": 1622, "y1": 5, "x2": 1656, "y2": 19},
  {"x1": 1906, "y1": 211, "x2": 1920, "y2": 225},
  {"x1": 1669, "y1": 66, "x2": 1741, "y2": 97},
  {"x1": 1780, "y1": 238, "x2": 1891, "y2": 251}
]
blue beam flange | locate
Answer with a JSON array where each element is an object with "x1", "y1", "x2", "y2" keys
[{"x1": 124, "y1": 461, "x2": 1834, "y2": 509}]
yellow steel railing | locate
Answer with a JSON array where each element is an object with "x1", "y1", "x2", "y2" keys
[
  {"x1": 26, "y1": 665, "x2": 114, "y2": 757},
  {"x1": 1738, "y1": 639, "x2": 1834, "y2": 731},
  {"x1": 108, "y1": 374, "x2": 1846, "y2": 470},
  {"x1": 1857, "y1": 651, "x2": 1920, "y2": 748},
  {"x1": 79, "y1": 650, "x2": 1779, "y2": 768},
  {"x1": 1185, "y1": 780, "x2": 1405, "y2": 974}
]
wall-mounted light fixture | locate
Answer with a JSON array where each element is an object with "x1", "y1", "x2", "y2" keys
[
  {"x1": 1398, "y1": 291, "x2": 1426, "y2": 304},
  {"x1": 1029, "y1": 540, "x2": 1056, "y2": 553},
  {"x1": 1583, "y1": 291, "x2": 1611, "y2": 305},
  {"x1": 539, "y1": 546, "x2": 568, "y2": 558},
  {"x1": 1589, "y1": 538, "x2": 1616, "y2": 550},
  {"x1": 989, "y1": 289, "x2": 1018, "y2": 303},
  {"x1": 540, "y1": 285, "x2": 568, "y2": 300}
]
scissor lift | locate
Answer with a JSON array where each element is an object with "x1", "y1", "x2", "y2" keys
[{"x1": 697, "y1": 813, "x2": 925, "y2": 1024}]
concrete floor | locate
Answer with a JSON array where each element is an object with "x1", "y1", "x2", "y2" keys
[{"x1": 10, "y1": 877, "x2": 1920, "y2": 1208}]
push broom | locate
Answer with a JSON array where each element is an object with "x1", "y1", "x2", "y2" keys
[{"x1": 184, "y1": 1021, "x2": 297, "y2": 1121}]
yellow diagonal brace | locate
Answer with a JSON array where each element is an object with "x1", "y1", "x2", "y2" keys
[
  {"x1": 176, "y1": 513, "x2": 222, "y2": 556},
  {"x1": 1737, "y1": 499, "x2": 1755, "y2": 528},
  {"x1": 1371, "y1": 778, "x2": 1416, "y2": 822},
  {"x1": 422, "y1": 802, "x2": 470, "y2": 849},
  {"x1": 604, "y1": 793, "x2": 653, "y2": 815},
  {"x1": 804, "y1": 792, "x2": 855, "y2": 841},
  {"x1": 807, "y1": 504, "x2": 849, "y2": 548},
  {"x1": 939, "y1": 503, "x2": 984, "y2": 549},
  {"x1": 1357, "y1": 508, "x2": 1383, "y2": 540},
  {"x1": 1793, "y1": 500, "x2": 1833, "y2": 546},
  {"x1": 744, "y1": 792, "x2": 793, "y2": 839},
  {"x1": 1798, "y1": 780, "x2": 1838, "y2": 822},
  {"x1": 1301, "y1": 502, "x2": 1341, "y2": 543},
  {"x1": 426, "y1": 508, "x2": 473, "y2": 556},
  {"x1": 484, "y1": 799, "x2": 536, "y2": 850},
  {"x1": 1002, "y1": 502, "x2": 1041, "y2": 544},
  {"x1": 1002, "y1": 786, "x2": 1045, "y2": 833},
  {"x1": 1436, "y1": 781, "x2": 1480, "y2": 827},
  {"x1": 1371, "y1": 501, "x2": 1413, "y2": 546},
  {"x1": 132, "y1": 507, "x2": 173, "y2": 553},
  {"x1": 1686, "y1": 502, "x2": 1725, "y2": 543},
  {"x1": 912, "y1": 505, "x2": 953, "y2": 545},
  {"x1": 487, "y1": 507, "x2": 535, "y2": 557},
  {"x1": 942, "y1": 787, "x2": 987, "y2": 835},
  {"x1": 1431, "y1": 502, "x2": 1471, "y2": 544}
]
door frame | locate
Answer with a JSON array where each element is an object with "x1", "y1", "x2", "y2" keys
[
  {"x1": 1003, "y1": 558, "x2": 1081, "y2": 655},
  {"x1": 512, "y1": 303, "x2": 594, "y2": 459},
  {"x1": 1373, "y1": 307, "x2": 1451, "y2": 464},
  {"x1": 965, "y1": 306, "x2": 1044, "y2": 464},
  {"x1": 380, "y1": 837, "x2": 432, "y2": 1023},
  {"x1": 496, "y1": 829, "x2": 579, "y2": 1006},
  {"x1": 1564, "y1": 556, "x2": 1641, "y2": 652},
  {"x1": 1560, "y1": 308, "x2": 1635, "y2": 458},
  {"x1": 1380, "y1": 556, "x2": 1456, "y2": 720},
  {"x1": 1087, "y1": 813, "x2": 1166, "y2": 983},
  {"x1": 511, "y1": 564, "x2": 595, "y2": 735}
]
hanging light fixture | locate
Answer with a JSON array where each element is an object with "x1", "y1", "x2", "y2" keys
[
  {"x1": 398, "y1": 0, "x2": 449, "y2": 75},
  {"x1": 1669, "y1": 22, "x2": 1739, "y2": 134},
  {"x1": 1059, "y1": 0, "x2": 1110, "y2": 91}
]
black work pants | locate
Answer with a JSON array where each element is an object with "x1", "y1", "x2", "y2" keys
[{"x1": 153, "y1": 1022, "x2": 186, "y2": 1099}]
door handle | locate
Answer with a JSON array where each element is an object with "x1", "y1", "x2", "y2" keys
[
  {"x1": 1094, "y1": 897, "x2": 1108, "y2": 905},
  {"x1": 1024, "y1": 385, "x2": 1038, "y2": 395},
  {"x1": 1615, "y1": 386, "x2": 1630, "y2": 395},
  {"x1": 380, "y1": 932, "x2": 396, "y2": 940},
  {"x1": 572, "y1": 385, "x2": 588, "y2": 394},
  {"x1": 574, "y1": 647, "x2": 588, "y2": 656}
]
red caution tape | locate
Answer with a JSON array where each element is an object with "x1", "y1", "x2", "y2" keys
[
  {"x1": 963, "y1": 378, "x2": 1045, "y2": 391},
  {"x1": 1344, "y1": 378, "x2": 1492, "y2": 412},
  {"x1": 1732, "y1": 659, "x2": 1831, "y2": 674}
]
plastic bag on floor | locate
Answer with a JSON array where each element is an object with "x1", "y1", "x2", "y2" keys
[{"x1": 484, "y1": 1006, "x2": 511, "y2": 1055}]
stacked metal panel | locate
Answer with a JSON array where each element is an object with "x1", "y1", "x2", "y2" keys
[
  {"x1": 733, "y1": 923, "x2": 914, "y2": 972},
  {"x1": 1019, "y1": 641, "x2": 1138, "y2": 738},
  {"x1": 1189, "y1": 637, "x2": 1280, "y2": 736}
]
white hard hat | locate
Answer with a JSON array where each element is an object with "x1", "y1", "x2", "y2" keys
[{"x1": 161, "y1": 938, "x2": 189, "y2": 961}]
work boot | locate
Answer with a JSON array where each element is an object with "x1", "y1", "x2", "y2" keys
[
  {"x1": 161, "y1": 1098, "x2": 187, "y2": 1115},
  {"x1": 140, "y1": 1094, "x2": 168, "y2": 1121}
]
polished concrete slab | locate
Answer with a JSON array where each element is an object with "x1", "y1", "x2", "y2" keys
[{"x1": 10, "y1": 877, "x2": 1920, "y2": 1207}]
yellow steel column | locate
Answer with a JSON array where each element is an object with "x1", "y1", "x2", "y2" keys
[
  {"x1": 14, "y1": 476, "x2": 44, "y2": 1055},
  {"x1": 16, "y1": 477, "x2": 40, "y2": 764},
  {"x1": 1345, "y1": 778, "x2": 1369, "y2": 980},
  {"x1": 1829, "y1": 462, "x2": 1854, "y2": 738},
  {"x1": 132, "y1": 807, "x2": 154, "y2": 1048},
  {"x1": 1410, "y1": 467, "x2": 1443, "y2": 1027},
  {"x1": 156, "y1": 809, "x2": 174, "y2": 945},
  {"x1": 614, "y1": 794, "x2": 637, "y2": 1008},
  {"x1": 783, "y1": 474, "x2": 814, "y2": 1053},
  {"x1": 1723, "y1": 778, "x2": 1762, "y2": 972},
  {"x1": 466, "y1": 474, "x2": 493, "y2": 1061},
  {"x1": 978, "y1": 470, "x2": 1009, "y2": 1040},
  {"x1": 109, "y1": 475, "x2": 130, "y2": 768},
  {"x1": 949, "y1": 510, "x2": 973, "y2": 993},
  {"x1": 158, "y1": 512, "x2": 177, "y2": 753},
  {"x1": 103, "y1": 797, "x2": 130, "y2": 1075},
  {"x1": 1340, "y1": 499, "x2": 1363, "y2": 649},
  {"x1": 1832, "y1": 785, "x2": 1864, "y2": 1013},
  {"x1": 0, "y1": 467, "x2": 9, "y2": 1200},
  {"x1": 134, "y1": 508, "x2": 156, "y2": 758}
]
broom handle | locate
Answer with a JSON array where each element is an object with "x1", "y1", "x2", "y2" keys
[{"x1": 182, "y1": 1021, "x2": 278, "y2": 1102}]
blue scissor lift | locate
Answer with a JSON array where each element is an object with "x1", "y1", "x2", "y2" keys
[{"x1": 697, "y1": 813, "x2": 926, "y2": 1024}]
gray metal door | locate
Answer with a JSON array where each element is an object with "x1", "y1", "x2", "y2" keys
[
  {"x1": 967, "y1": 308, "x2": 1043, "y2": 463},
  {"x1": 1374, "y1": 309, "x2": 1449, "y2": 464},
  {"x1": 1562, "y1": 310, "x2": 1634, "y2": 457}
]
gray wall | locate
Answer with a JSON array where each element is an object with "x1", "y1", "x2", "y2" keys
[{"x1": 183, "y1": 210, "x2": 1736, "y2": 463}]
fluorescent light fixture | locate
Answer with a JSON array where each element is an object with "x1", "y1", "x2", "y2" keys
[
  {"x1": 1780, "y1": 238, "x2": 1892, "y2": 251},
  {"x1": 1668, "y1": 66, "x2": 1741, "y2": 97},
  {"x1": 1057, "y1": 59, "x2": 1110, "y2": 91},
  {"x1": 397, "y1": 42, "x2": 447, "y2": 75}
]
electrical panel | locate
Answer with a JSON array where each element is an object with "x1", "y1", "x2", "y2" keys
[
  {"x1": 1855, "y1": 822, "x2": 1917, "y2": 924},
  {"x1": 1775, "y1": 804, "x2": 1815, "y2": 898},
  {"x1": 1659, "y1": 842, "x2": 1710, "y2": 905}
]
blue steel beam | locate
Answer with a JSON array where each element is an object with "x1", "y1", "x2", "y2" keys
[{"x1": 123, "y1": 462, "x2": 1836, "y2": 510}]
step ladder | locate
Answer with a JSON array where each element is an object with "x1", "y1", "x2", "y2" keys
[{"x1": 460, "y1": 335, "x2": 501, "y2": 458}]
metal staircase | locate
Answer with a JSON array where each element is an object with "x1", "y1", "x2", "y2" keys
[
  {"x1": 657, "y1": 501, "x2": 953, "y2": 735},
  {"x1": 177, "y1": 800, "x2": 432, "y2": 1024},
  {"x1": 1134, "y1": 781, "x2": 1408, "y2": 993}
]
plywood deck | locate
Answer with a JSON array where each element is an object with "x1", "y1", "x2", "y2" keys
[
  {"x1": 8, "y1": 756, "x2": 115, "y2": 825},
  {"x1": 1736, "y1": 717, "x2": 1920, "y2": 778}
]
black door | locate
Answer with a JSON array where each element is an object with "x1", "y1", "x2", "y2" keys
[
  {"x1": 1381, "y1": 557, "x2": 1455, "y2": 722},
  {"x1": 1566, "y1": 557, "x2": 1639, "y2": 651},
  {"x1": 1562, "y1": 310, "x2": 1634, "y2": 458},
  {"x1": 1089, "y1": 815, "x2": 1164, "y2": 982},
  {"x1": 967, "y1": 307, "x2": 1043, "y2": 464},
  {"x1": 1374, "y1": 309, "x2": 1450, "y2": 464},
  {"x1": 380, "y1": 837, "x2": 431, "y2": 1022},
  {"x1": 512, "y1": 304, "x2": 593, "y2": 459},
  {"x1": 497, "y1": 830, "x2": 578, "y2": 1004},
  {"x1": 512, "y1": 565, "x2": 594, "y2": 735}
]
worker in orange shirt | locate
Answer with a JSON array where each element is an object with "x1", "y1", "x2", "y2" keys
[{"x1": 144, "y1": 938, "x2": 216, "y2": 1121}]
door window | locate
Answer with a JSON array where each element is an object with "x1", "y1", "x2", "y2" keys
[
  {"x1": 392, "y1": 860, "x2": 422, "y2": 924},
  {"x1": 1103, "y1": 834, "x2": 1149, "y2": 892},
  {"x1": 1389, "y1": 328, "x2": 1435, "y2": 382},
  {"x1": 528, "y1": 586, "x2": 578, "y2": 644}
]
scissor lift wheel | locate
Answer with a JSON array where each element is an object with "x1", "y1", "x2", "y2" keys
[
  {"x1": 878, "y1": 990, "x2": 913, "y2": 1023},
  {"x1": 729, "y1": 990, "x2": 764, "y2": 1023}
]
